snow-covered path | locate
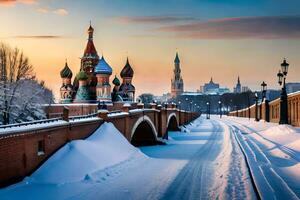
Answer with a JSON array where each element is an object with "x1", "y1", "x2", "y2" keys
[
  {"x1": 0, "y1": 117, "x2": 257, "y2": 200},
  {"x1": 220, "y1": 116, "x2": 300, "y2": 200}
]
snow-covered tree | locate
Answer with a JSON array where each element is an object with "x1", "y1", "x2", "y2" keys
[
  {"x1": 0, "y1": 43, "x2": 54, "y2": 124},
  {"x1": 138, "y1": 93, "x2": 154, "y2": 104}
]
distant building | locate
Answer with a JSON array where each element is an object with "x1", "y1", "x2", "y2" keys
[
  {"x1": 171, "y1": 52, "x2": 184, "y2": 98},
  {"x1": 203, "y1": 78, "x2": 220, "y2": 93},
  {"x1": 199, "y1": 78, "x2": 229, "y2": 95},
  {"x1": 233, "y1": 76, "x2": 241, "y2": 93},
  {"x1": 286, "y1": 83, "x2": 300, "y2": 94},
  {"x1": 154, "y1": 93, "x2": 171, "y2": 103},
  {"x1": 242, "y1": 86, "x2": 251, "y2": 93}
]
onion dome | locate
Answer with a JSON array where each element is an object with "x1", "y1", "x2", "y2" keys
[
  {"x1": 60, "y1": 62, "x2": 73, "y2": 79},
  {"x1": 174, "y1": 52, "x2": 180, "y2": 63},
  {"x1": 120, "y1": 57, "x2": 134, "y2": 78},
  {"x1": 112, "y1": 75, "x2": 120, "y2": 86},
  {"x1": 76, "y1": 71, "x2": 88, "y2": 80},
  {"x1": 95, "y1": 56, "x2": 113, "y2": 75}
]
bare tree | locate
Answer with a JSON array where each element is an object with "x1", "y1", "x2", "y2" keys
[{"x1": 0, "y1": 43, "x2": 53, "y2": 124}]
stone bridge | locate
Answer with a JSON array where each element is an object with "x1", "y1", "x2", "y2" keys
[{"x1": 0, "y1": 103, "x2": 199, "y2": 187}]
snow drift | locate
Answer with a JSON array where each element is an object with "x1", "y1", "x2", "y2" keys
[{"x1": 28, "y1": 122, "x2": 145, "y2": 184}]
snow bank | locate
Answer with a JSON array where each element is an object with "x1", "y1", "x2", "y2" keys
[
  {"x1": 262, "y1": 125, "x2": 297, "y2": 136},
  {"x1": 28, "y1": 122, "x2": 145, "y2": 184},
  {"x1": 258, "y1": 125, "x2": 300, "y2": 147},
  {"x1": 223, "y1": 116, "x2": 300, "y2": 198}
]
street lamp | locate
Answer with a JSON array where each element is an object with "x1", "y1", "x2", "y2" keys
[
  {"x1": 206, "y1": 102, "x2": 210, "y2": 119},
  {"x1": 178, "y1": 101, "x2": 181, "y2": 110},
  {"x1": 190, "y1": 101, "x2": 193, "y2": 111},
  {"x1": 185, "y1": 97, "x2": 189, "y2": 110},
  {"x1": 255, "y1": 92, "x2": 259, "y2": 121},
  {"x1": 260, "y1": 81, "x2": 267, "y2": 120},
  {"x1": 218, "y1": 100, "x2": 222, "y2": 118},
  {"x1": 194, "y1": 103, "x2": 197, "y2": 112},
  {"x1": 277, "y1": 58, "x2": 289, "y2": 124},
  {"x1": 164, "y1": 102, "x2": 168, "y2": 109}
]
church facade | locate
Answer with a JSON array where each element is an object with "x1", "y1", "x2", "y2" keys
[
  {"x1": 59, "y1": 24, "x2": 135, "y2": 104},
  {"x1": 171, "y1": 52, "x2": 184, "y2": 98}
]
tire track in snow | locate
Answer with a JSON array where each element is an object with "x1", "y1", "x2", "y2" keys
[
  {"x1": 161, "y1": 120, "x2": 223, "y2": 200},
  {"x1": 222, "y1": 118, "x2": 299, "y2": 200},
  {"x1": 210, "y1": 120, "x2": 257, "y2": 200}
]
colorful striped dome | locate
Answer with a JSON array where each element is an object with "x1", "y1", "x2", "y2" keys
[
  {"x1": 60, "y1": 62, "x2": 73, "y2": 79},
  {"x1": 120, "y1": 57, "x2": 134, "y2": 78},
  {"x1": 95, "y1": 56, "x2": 113, "y2": 75}
]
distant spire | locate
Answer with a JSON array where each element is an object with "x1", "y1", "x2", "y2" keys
[
  {"x1": 174, "y1": 52, "x2": 180, "y2": 63},
  {"x1": 210, "y1": 77, "x2": 213, "y2": 83},
  {"x1": 237, "y1": 76, "x2": 240, "y2": 84},
  {"x1": 87, "y1": 21, "x2": 94, "y2": 40}
]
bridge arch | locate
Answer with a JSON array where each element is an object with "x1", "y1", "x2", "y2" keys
[
  {"x1": 131, "y1": 115, "x2": 158, "y2": 146},
  {"x1": 167, "y1": 113, "x2": 179, "y2": 131}
]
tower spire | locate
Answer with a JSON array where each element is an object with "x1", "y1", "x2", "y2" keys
[
  {"x1": 174, "y1": 52, "x2": 180, "y2": 63},
  {"x1": 88, "y1": 21, "x2": 94, "y2": 40}
]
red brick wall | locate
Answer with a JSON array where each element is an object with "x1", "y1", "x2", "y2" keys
[
  {"x1": 0, "y1": 108, "x2": 199, "y2": 187},
  {"x1": 44, "y1": 104, "x2": 98, "y2": 118},
  {"x1": 0, "y1": 120, "x2": 102, "y2": 187}
]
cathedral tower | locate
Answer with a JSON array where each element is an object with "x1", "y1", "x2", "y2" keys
[
  {"x1": 95, "y1": 56, "x2": 113, "y2": 102},
  {"x1": 73, "y1": 23, "x2": 99, "y2": 101},
  {"x1": 234, "y1": 76, "x2": 242, "y2": 93},
  {"x1": 171, "y1": 52, "x2": 184, "y2": 98},
  {"x1": 119, "y1": 58, "x2": 135, "y2": 102},
  {"x1": 60, "y1": 61, "x2": 73, "y2": 103}
]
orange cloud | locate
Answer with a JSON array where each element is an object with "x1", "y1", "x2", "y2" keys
[
  {"x1": 37, "y1": 7, "x2": 69, "y2": 16},
  {"x1": 0, "y1": 0, "x2": 36, "y2": 6},
  {"x1": 115, "y1": 16, "x2": 196, "y2": 24},
  {"x1": 52, "y1": 8, "x2": 68, "y2": 16},
  {"x1": 36, "y1": 7, "x2": 48, "y2": 13},
  {"x1": 13, "y1": 35, "x2": 64, "y2": 39}
]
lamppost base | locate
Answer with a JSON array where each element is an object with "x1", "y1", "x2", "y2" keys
[{"x1": 279, "y1": 87, "x2": 288, "y2": 125}]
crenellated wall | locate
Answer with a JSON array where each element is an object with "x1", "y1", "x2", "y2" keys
[
  {"x1": 0, "y1": 105, "x2": 199, "y2": 187},
  {"x1": 228, "y1": 91, "x2": 300, "y2": 127}
]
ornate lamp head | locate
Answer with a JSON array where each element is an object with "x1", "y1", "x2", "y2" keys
[
  {"x1": 281, "y1": 58, "x2": 289, "y2": 76},
  {"x1": 277, "y1": 70, "x2": 283, "y2": 85},
  {"x1": 261, "y1": 81, "x2": 267, "y2": 92}
]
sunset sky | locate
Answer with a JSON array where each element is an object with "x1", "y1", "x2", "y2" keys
[{"x1": 1, "y1": 0, "x2": 300, "y2": 100}]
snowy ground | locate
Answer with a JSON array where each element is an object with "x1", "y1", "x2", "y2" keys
[
  {"x1": 220, "y1": 116, "x2": 300, "y2": 199},
  {"x1": 0, "y1": 116, "x2": 262, "y2": 200}
]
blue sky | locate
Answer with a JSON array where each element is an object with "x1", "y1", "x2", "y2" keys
[{"x1": 0, "y1": 0, "x2": 300, "y2": 98}]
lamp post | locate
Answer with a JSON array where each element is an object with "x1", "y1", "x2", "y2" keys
[
  {"x1": 194, "y1": 103, "x2": 197, "y2": 112},
  {"x1": 255, "y1": 92, "x2": 259, "y2": 121},
  {"x1": 218, "y1": 100, "x2": 222, "y2": 118},
  {"x1": 164, "y1": 102, "x2": 168, "y2": 109},
  {"x1": 185, "y1": 97, "x2": 189, "y2": 110},
  {"x1": 277, "y1": 58, "x2": 289, "y2": 124},
  {"x1": 178, "y1": 101, "x2": 181, "y2": 110},
  {"x1": 260, "y1": 81, "x2": 267, "y2": 120},
  {"x1": 190, "y1": 101, "x2": 193, "y2": 111},
  {"x1": 206, "y1": 102, "x2": 210, "y2": 119}
]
